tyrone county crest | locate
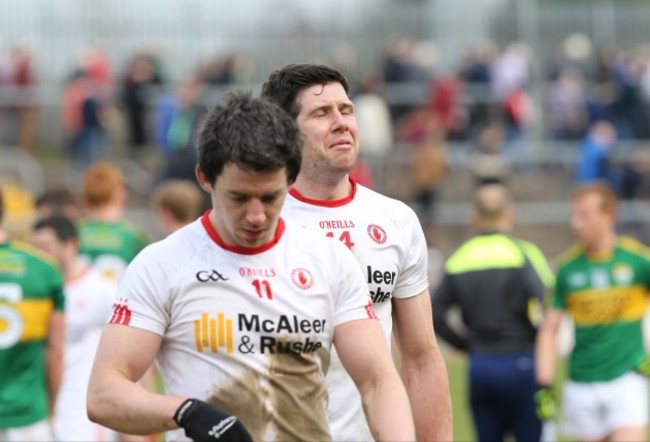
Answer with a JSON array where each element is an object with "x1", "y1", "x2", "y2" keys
[
  {"x1": 291, "y1": 268, "x2": 314, "y2": 290},
  {"x1": 367, "y1": 224, "x2": 387, "y2": 244}
]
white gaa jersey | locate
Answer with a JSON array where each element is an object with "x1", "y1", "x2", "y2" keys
[
  {"x1": 282, "y1": 179, "x2": 430, "y2": 441},
  {"x1": 54, "y1": 265, "x2": 118, "y2": 442},
  {"x1": 109, "y1": 213, "x2": 375, "y2": 442}
]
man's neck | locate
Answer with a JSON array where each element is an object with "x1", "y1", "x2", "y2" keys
[
  {"x1": 585, "y1": 231, "x2": 617, "y2": 256},
  {"x1": 86, "y1": 205, "x2": 124, "y2": 222},
  {"x1": 292, "y1": 173, "x2": 352, "y2": 201},
  {"x1": 65, "y1": 259, "x2": 87, "y2": 282}
]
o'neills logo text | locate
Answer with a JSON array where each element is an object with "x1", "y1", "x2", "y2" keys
[
  {"x1": 238, "y1": 267, "x2": 276, "y2": 278},
  {"x1": 318, "y1": 219, "x2": 355, "y2": 229}
]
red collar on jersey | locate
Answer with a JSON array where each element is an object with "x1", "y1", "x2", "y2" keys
[
  {"x1": 288, "y1": 177, "x2": 357, "y2": 207},
  {"x1": 201, "y1": 210, "x2": 285, "y2": 255}
]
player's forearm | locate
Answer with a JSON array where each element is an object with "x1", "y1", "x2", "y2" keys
[
  {"x1": 46, "y1": 313, "x2": 65, "y2": 413},
  {"x1": 87, "y1": 370, "x2": 183, "y2": 435},
  {"x1": 46, "y1": 345, "x2": 63, "y2": 413},
  {"x1": 402, "y1": 349, "x2": 453, "y2": 442},
  {"x1": 361, "y1": 371, "x2": 416, "y2": 442},
  {"x1": 535, "y1": 327, "x2": 558, "y2": 386}
]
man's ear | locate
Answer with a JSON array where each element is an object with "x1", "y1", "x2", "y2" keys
[{"x1": 195, "y1": 166, "x2": 213, "y2": 193}]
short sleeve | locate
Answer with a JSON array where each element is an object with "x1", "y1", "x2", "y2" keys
[
  {"x1": 392, "y1": 208, "x2": 429, "y2": 299},
  {"x1": 328, "y1": 240, "x2": 376, "y2": 327},
  {"x1": 110, "y1": 244, "x2": 170, "y2": 336}
]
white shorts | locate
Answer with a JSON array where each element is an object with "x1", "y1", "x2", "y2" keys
[
  {"x1": 0, "y1": 419, "x2": 53, "y2": 442},
  {"x1": 561, "y1": 371, "x2": 649, "y2": 440}
]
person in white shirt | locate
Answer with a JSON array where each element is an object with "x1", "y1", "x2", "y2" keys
[
  {"x1": 262, "y1": 63, "x2": 453, "y2": 441},
  {"x1": 86, "y1": 91, "x2": 415, "y2": 442},
  {"x1": 31, "y1": 214, "x2": 118, "y2": 442}
]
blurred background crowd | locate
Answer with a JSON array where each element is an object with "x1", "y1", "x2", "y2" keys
[{"x1": 3, "y1": 0, "x2": 650, "y2": 439}]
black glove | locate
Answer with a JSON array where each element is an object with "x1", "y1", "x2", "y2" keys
[
  {"x1": 534, "y1": 385, "x2": 557, "y2": 421},
  {"x1": 174, "y1": 398, "x2": 253, "y2": 442}
]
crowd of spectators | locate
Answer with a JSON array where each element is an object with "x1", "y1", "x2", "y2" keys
[{"x1": 3, "y1": 34, "x2": 650, "y2": 215}]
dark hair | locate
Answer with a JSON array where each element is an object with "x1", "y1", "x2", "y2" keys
[
  {"x1": 33, "y1": 214, "x2": 78, "y2": 242},
  {"x1": 36, "y1": 187, "x2": 79, "y2": 212},
  {"x1": 197, "y1": 90, "x2": 302, "y2": 185},
  {"x1": 260, "y1": 63, "x2": 350, "y2": 119}
]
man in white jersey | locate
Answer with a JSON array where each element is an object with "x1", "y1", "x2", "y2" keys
[
  {"x1": 262, "y1": 63, "x2": 453, "y2": 441},
  {"x1": 87, "y1": 92, "x2": 415, "y2": 442},
  {"x1": 31, "y1": 214, "x2": 119, "y2": 442}
]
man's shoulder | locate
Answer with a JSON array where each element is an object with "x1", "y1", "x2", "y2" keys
[
  {"x1": 7, "y1": 240, "x2": 60, "y2": 273},
  {"x1": 134, "y1": 221, "x2": 205, "y2": 265},
  {"x1": 556, "y1": 244, "x2": 585, "y2": 269}
]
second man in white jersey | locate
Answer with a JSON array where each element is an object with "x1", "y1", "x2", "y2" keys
[{"x1": 262, "y1": 63, "x2": 453, "y2": 442}]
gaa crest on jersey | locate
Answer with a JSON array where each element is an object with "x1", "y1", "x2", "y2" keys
[
  {"x1": 367, "y1": 224, "x2": 387, "y2": 244},
  {"x1": 291, "y1": 268, "x2": 314, "y2": 290}
]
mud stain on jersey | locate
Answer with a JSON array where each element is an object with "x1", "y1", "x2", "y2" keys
[
  {"x1": 205, "y1": 341, "x2": 331, "y2": 440},
  {"x1": 266, "y1": 338, "x2": 330, "y2": 441},
  {"x1": 205, "y1": 370, "x2": 267, "y2": 441}
]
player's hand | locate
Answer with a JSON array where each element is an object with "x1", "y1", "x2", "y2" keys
[
  {"x1": 534, "y1": 386, "x2": 557, "y2": 421},
  {"x1": 635, "y1": 356, "x2": 650, "y2": 377},
  {"x1": 174, "y1": 398, "x2": 253, "y2": 442}
]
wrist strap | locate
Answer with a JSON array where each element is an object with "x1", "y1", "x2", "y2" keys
[{"x1": 174, "y1": 398, "x2": 198, "y2": 427}]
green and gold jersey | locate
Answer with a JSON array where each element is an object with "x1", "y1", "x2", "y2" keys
[
  {"x1": 553, "y1": 236, "x2": 650, "y2": 382},
  {"x1": 0, "y1": 241, "x2": 65, "y2": 428},
  {"x1": 78, "y1": 219, "x2": 150, "y2": 283}
]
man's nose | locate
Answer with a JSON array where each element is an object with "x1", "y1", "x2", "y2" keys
[{"x1": 246, "y1": 199, "x2": 266, "y2": 225}]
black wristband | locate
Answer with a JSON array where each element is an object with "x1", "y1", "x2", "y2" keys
[
  {"x1": 174, "y1": 398, "x2": 200, "y2": 427},
  {"x1": 172, "y1": 398, "x2": 253, "y2": 442}
]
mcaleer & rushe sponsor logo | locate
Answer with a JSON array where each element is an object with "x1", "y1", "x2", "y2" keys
[{"x1": 194, "y1": 312, "x2": 326, "y2": 355}]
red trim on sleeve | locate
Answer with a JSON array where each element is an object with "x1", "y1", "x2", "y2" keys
[{"x1": 365, "y1": 300, "x2": 378, "y2": 319}]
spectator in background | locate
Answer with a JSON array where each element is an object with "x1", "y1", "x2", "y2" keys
[
  {"x1": 31, "y1": 214, "x2": 119, "y2": 442},
  {"x1": 61, "y1": 69, "x2": 108, "y2": 173},
  {"x1": 382, "y1": 35, "x2": 422, "y2": 125},
  {"x1": 490, "y1": 43, "x2": 533, "y2": 144},
  {"x1": 121, "y1": 53, "x2": 164, "y2": 153},
  {"x1": 548, "y1": 67, "x2": 589, "y2": 140},
  {"x1": 353, "y1": 69, "x2": 394, "y2": 173},
  {"x1": 150, "y1": 179, "x2": 204, "y2": 236},
  {"x1": 0, "y1": 44, "x2": 38, "y2": 152},
  {"x1": 0, "y1": 188, "x2": 65, "y2": 441},
  {"x1": 460, "y1": 43, "x2": 498, "y2": 139},
  {"x1": 78, "y1": 162, "x2": 149, "y2": 283},
  {"x1": 153, "y1": 77, "x2": 206, "y2": 184},
  {"x1": 409, "y1": 116, "x2": 449, "y2": 227},
  {"x1": 575, "y1": 120, "x2": 618, "y2": 189},
  {"x1": 468, "y1": 122, "x2": 512, "y2": 187},
  {"x1": 432, "y1": 183, "x2": 554, "y2": 442}
]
